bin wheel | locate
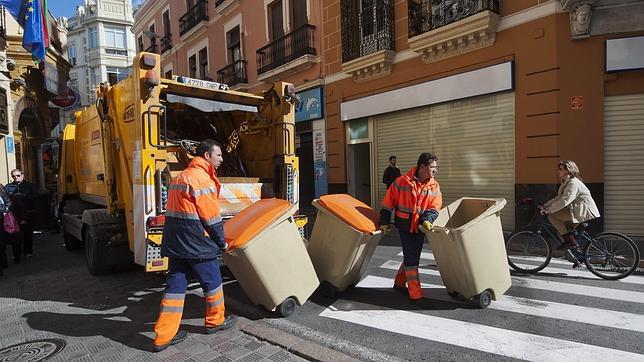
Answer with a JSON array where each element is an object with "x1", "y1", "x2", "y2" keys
[
  {"x1": 279, "y1": 297, "x2": 297, "y2": 317},
  {"x1": 319, "y1": 281, "x2": 337, "y2": 298},
  {"x1": 476, "y1": 290, "x2": 492, "y2": 309}
]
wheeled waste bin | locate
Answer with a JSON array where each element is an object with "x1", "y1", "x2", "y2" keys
[
  {"x1": 223, "y1": 198, "x2": 319, "y2": 317},
  {"x1": 309, "y1": 194, "x2": 383, "y2": 296},
  {"x1": 426, "y1": 197, "x2": 510, "y2": 308}
]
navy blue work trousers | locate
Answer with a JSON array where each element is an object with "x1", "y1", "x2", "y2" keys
[
  {"x1": 164, "y1": 257, "x2": 222, "y2": 294},
  {"x1": 400, "y1": 230, "x2": 425, "y2": 267}
]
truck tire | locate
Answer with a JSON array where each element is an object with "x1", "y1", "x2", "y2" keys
[
  {"x1": 84, "y1": 224, "x2": 112, "y2": 275},
  {"x1": 64, "y1": 232, "x2": 82, "y2": 251}
]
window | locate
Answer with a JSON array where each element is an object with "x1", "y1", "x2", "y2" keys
[
  {"x1": 105, "y1": 26, "x2": 126, "y2": 48},
  {"x1": 292, "y1": 0, "x2": 307, "y2": 29},
  {"x1": 186, "y1": 0, "x2": 194, "y2": 10},
  {"x1": 227, "y1": 26, "x2": 241, "y2": 63},
  {"x1": 198, "y1": 47, "x2": 209, "y2": 79},
  {"x1": 89, "y1": 27, "x2": 98, "y2": 48},
  {"x1": 137, "y1": 35, "x2": 144, "y2": 52},
  {"x1": 163, "y1": 10, "x2": 171, "y2": 37},
  {"x1": 269, "y1": 1, "x2": 284, "y2": 40},
  {"x1": 90, "y1": 67, "x2": 99, "y2": 89},
  {"x1": 106, "y1": 67, "x2": 130, "y2": 85},
  {"x1": 189, "y1": 54, "x2": 197, "y2": 78},
  {"x1": 68, "y1": 45, "x2": 77, "y2": 65},
  {"x1": 164, "y1": 70, "x2": 173, "y2": 79}
]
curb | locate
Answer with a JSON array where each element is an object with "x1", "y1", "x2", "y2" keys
[{"x1": 237, "y1": 317, "x2": 360, "y2": 362}]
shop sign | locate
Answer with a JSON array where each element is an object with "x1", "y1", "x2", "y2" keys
[
  {"x1": 44, "y1": 61, "x2": 68, "y2": 96},
  {"x1": 0, "y1": 87, "x2": 7, "y2": 134},
  {"x1": 295, "y1": 87, "x2": 323, "y2": 123},
  {"x1": 50, "y1": 88, "x2": 78, "y2": 109},
  {"x1": 6, "y1": 136, "x2": 14, "y2": 154}
]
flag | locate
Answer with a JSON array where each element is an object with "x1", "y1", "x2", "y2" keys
[
  {"x1": 0, "y1": 0, "x2": 47, "y2": 60},
  {"x1": 41, "y1": 0, "x2": 49, "y2": 48}
]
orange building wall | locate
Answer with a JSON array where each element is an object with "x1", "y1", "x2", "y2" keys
[{"x1": 322, "y1": 1, "x2": 644, "y2": 187}]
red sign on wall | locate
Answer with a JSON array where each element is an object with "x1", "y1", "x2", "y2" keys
[{"x1": 570, "y1": 96, "x2": 583, "y2": 110}]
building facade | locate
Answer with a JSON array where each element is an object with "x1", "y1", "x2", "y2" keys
[
  {"x1": 65, "y1": 0, "x2": 136, "y2": 111},
  {"x1": 0, "y1": 8, "x2": 15, "y2": 187},
  {"x1": 3, "y1": 7, "x2": 71, "y2": 196},
  {"x1": 132, "y1": 0, "x2": 326, "y2": 211},
  {"x1": 323, "y1": 0, "x2": 644, "y2": 236}
]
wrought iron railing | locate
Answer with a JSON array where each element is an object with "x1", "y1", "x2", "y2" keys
[
  {"x1": 217, "y1": 59, "x2": 248, "y2": 86},
  {"x1": 341, "y1": 0, "x2": 395, "y2": 63},
  {"x1": 215, "y1": 0, "x2": 225, "y2": 6},
  {"x1": 256, "y1": 24, "x2": 316, "y2": 75},
  {"x1": 161, "y1": 35, "x2": 172, "y2": 53},
  {"x1": 179, "y1": 0, "x2": 209, "y2": 36},
  {"x1": 408, "y1": 0, "x2": 500, "y2": 37},
  {"x1": 145, "y1": 43, "x2": 158, "y2": 54}
]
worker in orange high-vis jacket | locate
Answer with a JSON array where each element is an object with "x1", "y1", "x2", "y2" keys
[
  {"x1": 152, "y1": 139, "x2": 237, "y2": 352},
  {"x1": 379, "y1": 153, "x2": 442, "y2": 301}
]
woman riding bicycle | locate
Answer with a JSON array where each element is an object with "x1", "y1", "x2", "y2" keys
[{"x1": 539, "y1": 160, "x2": 600, "y2": 250}]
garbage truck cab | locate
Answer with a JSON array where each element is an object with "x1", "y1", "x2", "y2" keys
[{"x1": 58, "y1": 52, "x2": 300, "y2": 275}]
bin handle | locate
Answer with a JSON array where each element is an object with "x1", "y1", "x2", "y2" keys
[{"x1": 429, "y1": 226, "x2": 450, "y2": 235}]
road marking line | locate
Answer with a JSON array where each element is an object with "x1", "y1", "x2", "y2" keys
[
  {"x1": 357, "y1": 276, "x2": 644, "y2": 333},
  {"x1": 401, "y1": 252, "x2": 644, "y2": 285},
  {"x1": 320, "y1": 301, "x2": 644, "y2": 362},
  {"x1": 380, "y1": 260, "x2": 644, "y2": 304}
]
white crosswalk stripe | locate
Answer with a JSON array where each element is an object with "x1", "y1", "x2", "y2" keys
[
  {"x1": 403, "y1": 251, "x2": 644, "y2": 285},
  {"x1": 319, "y1": 254, "x2": 644, "y2": 360}
]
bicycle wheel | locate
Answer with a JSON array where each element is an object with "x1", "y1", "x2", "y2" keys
[
  {"x1": 506, "y1": 231, "x2": 551, "y2": 273},
  {"x1": 584, "y1": 232, "x2": 640, "y2": 280}
]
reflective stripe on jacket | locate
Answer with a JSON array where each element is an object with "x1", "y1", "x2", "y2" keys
[
  {"x1": 161, "y1": 156, "x2": 226, "y2": 259},
  {"x1": 380, "y1": 167, "x2": 442, "y2": 233}
]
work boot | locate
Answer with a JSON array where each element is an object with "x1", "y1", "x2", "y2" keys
[
  {"x1": 393, "y1": 263, "x2": 406, "y2": 292},
  {"x1": 557, "y1": 233, "x2": 578, "y2": 251},
  {"x1": 205, "y1": 315, "x2": 238, "y2": 334},
  {"x1": 405, "y1": 266, "x2": 423, "y2": 301},
  {"x1": 153, "y1": 330, "x2": 187, "y2": 352}
]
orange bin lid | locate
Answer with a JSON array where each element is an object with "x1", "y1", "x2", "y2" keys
[
  {"x1": 317, "y1": 194, "x2": 379, "y2": 233},
  {"x1": 224, "y1": 198, "x2": 292, "y2": 250}
]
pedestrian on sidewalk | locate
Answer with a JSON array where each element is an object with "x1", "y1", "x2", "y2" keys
[
  {"x1": 379, "y1": 153, "x2": 442, "y2": 301},
  {"x1": 382, "y1": 155, "x2": 401, "y2": 191},
  {"x1": 152, "y1": 139, "x2": 237, "y2": 352},
  {"x1": 539, "y1": 160, "x2": 600, "y2": 250},
  {"x1": 4, "y1": 169, "x2": 37, "y2": 258},
  {"x1": 0, "y1": 184, "x2": 10, "y2": 276}
]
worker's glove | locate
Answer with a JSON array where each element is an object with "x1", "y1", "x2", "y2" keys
[
  {"x1": 379, "y1": 224, "x2": 392, "y2": 234},
  {"x1": 419, "y1": 221, "x2": 433, "y2": 234}
]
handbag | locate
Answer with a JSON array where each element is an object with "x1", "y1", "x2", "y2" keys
[{"x1": 3, "y1": 210, "x2": 20, "y2": 234}]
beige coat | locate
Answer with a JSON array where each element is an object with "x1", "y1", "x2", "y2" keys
[{"x1": 544, "y1": 177, "x2": 600, "y2": 223}]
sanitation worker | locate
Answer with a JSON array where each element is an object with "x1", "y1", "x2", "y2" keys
[
  {"x1": 152, "y1": 139, "x2": 237, "y2": 352},
  {"x1": 379, "y1": 152, "x2": 442, "y2": 301}
]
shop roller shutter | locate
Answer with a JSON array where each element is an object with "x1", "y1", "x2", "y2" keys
[
  {"x1": 374, "y1": 92, "x2": 515, "y2": 230},
  {"x1": 604, "y1": 94, "x2": 644, "y2": 237}
]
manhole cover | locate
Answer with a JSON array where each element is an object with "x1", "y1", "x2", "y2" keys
[{"x1": 0, "y1": 338, "x2": 66, "y2": 361}]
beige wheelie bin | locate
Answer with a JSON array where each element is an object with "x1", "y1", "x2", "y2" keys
[
  {"x1": 309, "y1": 194, "x2": 383, "y2": 297},
  {"x1": 223, "y1": 198, "x2": 319, "y2": 317},
  {"x1": 426, "y1": 197, "x2": 510, "y2": 308}
]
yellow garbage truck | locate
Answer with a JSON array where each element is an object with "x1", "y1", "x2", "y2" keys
[{"x1": 58, "y1": 52, "x2": 300, "y2": 275}]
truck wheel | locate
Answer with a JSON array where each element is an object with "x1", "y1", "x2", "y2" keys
[
  {"x1": 84, "y1": 225, "x2": 111, "y2": 275},
  {"x1": 64, "y1": 232, "x2": 82, "y2": 251}
]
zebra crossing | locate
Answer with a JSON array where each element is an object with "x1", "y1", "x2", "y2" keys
[{"x1": 318, "y1": 251, "x2": 644, "y2": 361}]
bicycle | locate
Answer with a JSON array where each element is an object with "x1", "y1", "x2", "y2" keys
[{"x1": 506, "y1": 206, "x2": 640, "y2": 280}]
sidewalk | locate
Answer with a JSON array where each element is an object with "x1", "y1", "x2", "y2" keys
[{"x1": 0, "y1": 231, "x2": 356, "y2": 361}]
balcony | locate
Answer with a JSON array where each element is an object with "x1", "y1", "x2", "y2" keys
[
  {"x1": 341, "y1": 0, "x2": 395, "y2": 82},
  {"x1": 215, "y1": 0, "x2": 239, "y2": 16},
  {"x1": 256, "y1": 24, "x2": 318, "y2": 82},
  {"x1": 145, "y1": 43, "x2": 158, "y2": 54},
  {"x1": 217, "y1": 59, "x2": 248, "y2": 88},
  {"x1": 408, "y1": 0, "x2": 500, "y2": 63},
  {"x1": 179, "y1": 0, "x2": 209, "y2": 36},
  {"x1": 161, "y1": 35, "x2": 172, "y2": 54}
]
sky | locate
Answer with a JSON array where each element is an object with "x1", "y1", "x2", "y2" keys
[{"x1": 49, "y1": 0, "x2": 145, "y2": 19}]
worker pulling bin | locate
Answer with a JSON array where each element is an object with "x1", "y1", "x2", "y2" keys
[
  {"x1": 223, "y1": 198, "x2": 319, "y2": 317},
  {"x1": 309, "y1": 194, "x2": 383, "y2": 297},
  {"x1": 425, "y1": 197, "x2": 510, "y2": 308}
]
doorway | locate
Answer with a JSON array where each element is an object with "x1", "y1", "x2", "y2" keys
[
  {"x1": 348, "y1": 142, "x2": 372, "y2": 206},
  {"x1": 296, "y1": 131, "x2": 315, "y2": 212}
]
